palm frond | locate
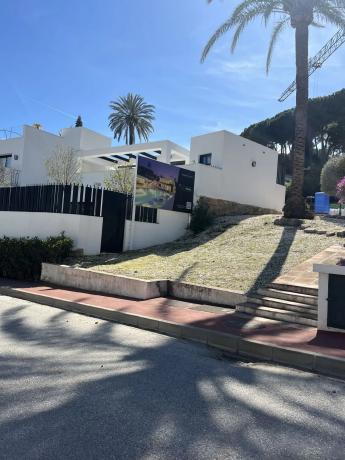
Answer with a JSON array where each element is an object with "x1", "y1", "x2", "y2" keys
[
  {"x1": 202, "y1": 0, "x2": 345, "y2": 71},
  {"x1": 313, "y1": 1, "x2": 345, "y2": 30},
  {"x1": 201, "y1": 18, "x2": 233, "y2": 62},
  {"x1": 266, "y1": 17, "x2": 290, "y2": 73},
  {"x1": 201, "y1": 0, "x2": 287, "y2": 62}
]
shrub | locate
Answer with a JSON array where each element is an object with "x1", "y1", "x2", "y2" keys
[
  {"x1": 321, "y1": 155, "x2": 345, "y2": 196},
  {"x1": 0, "y1": 233, "x2": 73, "y2": 280},
  {"x1": 190, "y1": 200, "x2": 214, "y2": 234},
  {"x1": 336, "y1": 177, "x2": 345, "y2": 204}
]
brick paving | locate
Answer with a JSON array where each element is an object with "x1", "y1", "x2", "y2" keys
[
  {"x1": 274, "y1": 244, "x2": 345, "y2": 289},
  {"x1": 2, "y1": 280, "x2": 345, "y2": 360}
]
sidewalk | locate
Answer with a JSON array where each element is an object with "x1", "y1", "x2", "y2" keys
[
  {"x1": 274, "y1": 244, "x2": 345, "y2": 289},
  {"x1": 1, "y1": 278, "x2": 345, "y2": 379}
]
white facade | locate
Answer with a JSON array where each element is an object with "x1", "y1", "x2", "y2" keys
[
  {"x1": 187, "y1": 130, "x2": 285, "y2": 211},
  {"x1": 0, "y1": 125, "x2": 189, "y2": 188},
  {"x1": 0, "y1": 125, "x2": 112, "y2": 186},
  {"x1": 0, "y1": 125, "x2": 285, "y2": 212},
  {"x1": 0, "y1": 211, "x2": 103, "y2": 255},
  {"x1": 123, "y1": 209, "x2": 190, "y2": 251}
]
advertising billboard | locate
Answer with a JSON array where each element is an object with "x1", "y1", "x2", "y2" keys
[{"x1": 135, "y1": 156, "x2": 195, "y2": 213}]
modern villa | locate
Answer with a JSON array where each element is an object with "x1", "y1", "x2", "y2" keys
[
  {"x1": 0, "y1": 124, "x2": 286, "y2": 254},
  {"x1": 0, "y1": 124, "x2": 285, "y2": 210}
]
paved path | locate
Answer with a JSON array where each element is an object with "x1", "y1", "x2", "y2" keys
[
  {"x1": 2, "y1": 279, "x2": 345, "y2": 360},
  {"x1": 1, "y1": 295, "x2": 345, "y2": 460},
  {"x1": 274, "y1": 244, "x2": 345, "y2": 289}
]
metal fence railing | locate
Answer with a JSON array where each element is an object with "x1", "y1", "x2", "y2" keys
[
  {"x1": 126, "y1": 199, "x2": 158, "y2": 224},
  {"x1": 0, "y1": 184, "x2": 158, "y2": 223},
  {"x1": 0, "y1": 184, "x2": 106, "y2": 217}
]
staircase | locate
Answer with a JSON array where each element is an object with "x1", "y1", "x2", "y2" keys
[{"x1": 237, "y1": 282, "x2": 318, "y2": 326}]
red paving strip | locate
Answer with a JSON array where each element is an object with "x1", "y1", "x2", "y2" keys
[{"x1": 4, "y1": 283, "x2": 345, "y2": 360}]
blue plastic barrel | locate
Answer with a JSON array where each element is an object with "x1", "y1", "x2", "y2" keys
[{"x1": 314, "y1": 192, "x2": 330, "y2": 214}]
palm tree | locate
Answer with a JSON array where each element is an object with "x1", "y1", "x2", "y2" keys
[
  {"x1": 202, "y1": 0, "x2": 345, "y2": 218},
  {"x1": 108, "y1": 93, "x2": 155, "y2": 145}
]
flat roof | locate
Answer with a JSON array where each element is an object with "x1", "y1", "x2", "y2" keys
[{"x1": 78, "y1": 140, "x2": 190, "y2": 166}]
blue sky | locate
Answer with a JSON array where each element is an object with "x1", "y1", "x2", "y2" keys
[{"x1": 1, "y1": 0, "x2": 344, "y2": 147}]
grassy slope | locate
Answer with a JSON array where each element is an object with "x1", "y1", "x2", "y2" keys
[{"x1": 70, "y1": 215, "x2": 345, "y2": 293}]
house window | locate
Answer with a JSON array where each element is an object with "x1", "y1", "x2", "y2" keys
[
  {"x1": 199, "y1": 153, "x2": 212, "y2": 166},
  {"x1": 0, "y1": 154, "x2": 11, "y2": 167}
]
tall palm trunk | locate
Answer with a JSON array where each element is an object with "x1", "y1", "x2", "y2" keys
[
  {"x1": 284, "y1": 22, "x2": 309, "y2": 218},
  {"x1": 129, "y1": 125, "x2": 135, "y2": 145}
]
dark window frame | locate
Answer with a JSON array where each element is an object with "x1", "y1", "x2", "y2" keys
[{"x1": 199, "y1": 153, "x2": 212, "y2": 166}]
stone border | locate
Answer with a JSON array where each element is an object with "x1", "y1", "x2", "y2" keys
[
  {"x1": 1, "y1": 285, "x2": 344, "y2": 381},
  {"x1": 168, "y1": 281, "x2": 246, "y2": 307},
  {"x1": 41, "y1": 263, "x2": 247, "y2": 306},
  {"x1": 41, "y1": 263, "x2": 167, "y2": 300}
]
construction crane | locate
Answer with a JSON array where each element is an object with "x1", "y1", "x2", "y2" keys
[{"x1": 278, "y1": 28, "x2": 345, "y2": 102}]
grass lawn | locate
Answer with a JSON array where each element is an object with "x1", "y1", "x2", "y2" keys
[{"x1": 69, "y1": 215, "x2": 345, "y2": 294}]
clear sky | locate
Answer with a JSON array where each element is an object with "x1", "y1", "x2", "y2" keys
[{"x1": 1, "y1": 0, "x2": 344, "y2": 147}]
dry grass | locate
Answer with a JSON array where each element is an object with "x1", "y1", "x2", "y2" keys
[{"x1": 68, "y1": 215, "x2": 345, "y2": 293}]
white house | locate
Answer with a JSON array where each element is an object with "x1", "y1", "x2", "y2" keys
[
  {"x1": 0, "y1": 125, "x2": 285, "y2": 212},
  {"x1": 0, "y1": 124, "x2": 285, "y2": 255},
  {"x1": 186, "y1": 130, "x2": 285, "y2": 212}
]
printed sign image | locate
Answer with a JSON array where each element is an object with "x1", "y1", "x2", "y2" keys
[{"x1": 135, "y1": 156, "x2": 195, "y2": 213}]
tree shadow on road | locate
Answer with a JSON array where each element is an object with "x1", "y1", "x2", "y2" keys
[{"x1": 0, "y1": 299, "x2": 344, "y2": 460}]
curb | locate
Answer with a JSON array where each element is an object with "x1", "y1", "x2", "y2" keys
[{"x1": 1, "y1": 285, "x2": 345, "y2": 381}]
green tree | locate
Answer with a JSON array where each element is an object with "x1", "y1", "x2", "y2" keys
[
  {"x1": 108, "y1": 93, "x2": 155, "y2": 145},
  {"x1": 75, "y1": 116, "x2": 83, "y2": 127},
  {"x1": 243, "y1": 89, "x2": 345, "y2": 159},
  {"x1": 202, "y1": 0, "x2": 345, "y2": 218},
  {"x1": 321, "y1": 155, "x2": 345, "y2": 196}
]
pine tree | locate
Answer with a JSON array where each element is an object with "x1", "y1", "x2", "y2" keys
[{"x1": 75, "y1": 116, "x2": 83, "y2": 127}]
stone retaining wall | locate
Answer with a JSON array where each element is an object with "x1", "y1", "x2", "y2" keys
[{"x1": 200, "y1": 196, "x2": 279, "y2": 217}]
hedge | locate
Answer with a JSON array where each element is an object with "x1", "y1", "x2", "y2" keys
[{"x1": 0, "y1": 233, "x2": 73, "y2": 280}]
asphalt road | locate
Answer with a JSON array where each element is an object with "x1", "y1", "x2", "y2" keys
[{"x1": 1, "y1": 295, "x2": 345, "y2": 460}]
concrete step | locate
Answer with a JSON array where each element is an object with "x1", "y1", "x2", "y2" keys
[
  {"x1": 257, "y1": 288, "x2": 318, "y2": 307},
  {"x1": 236, "y1": 303, "x2": 317, "y2": 327},
  {"x1": 248, "y1": 296, "x2": 317, "y2": 314},
  {"x1": 268, "y1": 282, "x2": 318, "y2": 297}
]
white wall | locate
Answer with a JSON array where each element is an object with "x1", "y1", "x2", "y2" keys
[
  {"x1": 61, "y1": 127, "x2": 112, "y2": 151},
  {"x1": 82, "y1": 170, "x2": 109, "y2": 187},
  {"x1": 20, "y1": 126, "x2": 65, "y2": 186},
  {"x1": 190, "y1": 131, "x2": 225, "y2": 169},
  {"x1": 0, "y1": 211, "x2": 103, "y2": 255},
  {"x1": 189, "y1": 130, "x2": 286, "y2": 211},
  {"x1": 2, "y1": 126, "x2": 112, "y2": 187},
  {"x1": 123, "y1": 209, "x2": 189, "y2": 251}
]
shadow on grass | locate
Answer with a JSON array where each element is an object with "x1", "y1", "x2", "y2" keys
[
  {"x1": 1, "y1": 299, "x2": 344, "y2": 459},
  {"x1": 247, "y1": 226, "x2": 298, "y2": 295},
  {"x1": 67, "y1": 215, "x2": 253, "y2": 271}
]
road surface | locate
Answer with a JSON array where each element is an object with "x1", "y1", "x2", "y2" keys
[{"x1": 0, "y1": 295, "x2": 344, "y2": 459}]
